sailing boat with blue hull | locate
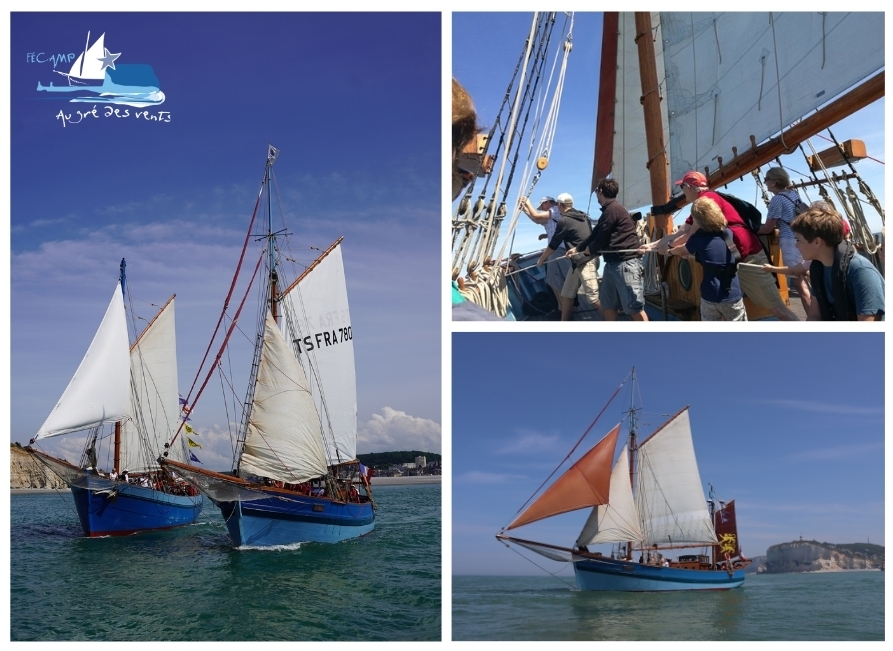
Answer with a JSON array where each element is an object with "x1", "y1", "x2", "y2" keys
[
  {"x1": 160, "y1": 146, "x2": 375, "y2": 547},
  {"x1": 497, "y1": 370, "x2": 749, "y2": 591},
  {"x1": 27, "y1": 264, "x2": 202, "y2": 537}
]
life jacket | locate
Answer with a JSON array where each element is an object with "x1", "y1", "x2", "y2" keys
[{"x1": 810, "y1": 241, "x2": 856, "y2": 321}]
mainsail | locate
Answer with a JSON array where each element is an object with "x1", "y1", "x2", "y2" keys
[
  {"x1": 34, "y1": 282, "x2": 131, "y2": 439},
  {"x1": 635, "y1": 408, "x2": 717, "y2": 545},
  {"x1": 596, "y1": 12, "x2": 884, "y2": 208},
  {"x1": 68, "y1": 33, "x2": 108, "y2": 82},
  {"x1": 121, "y1": 297, "x2": 185, "y2": 473},
  {"x1": 280, "y1": 239, "x2": 358, "y2": 465},
  {"x1": 239, "y1": 312, "x2": 329, "y2": 484}
]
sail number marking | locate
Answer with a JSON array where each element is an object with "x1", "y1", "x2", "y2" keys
[{"x1": 294, "y1": 326, "x2": 352, "y2": 353}]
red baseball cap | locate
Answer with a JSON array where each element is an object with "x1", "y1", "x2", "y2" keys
[{"x1": 674, "y1": 171, "x2": 708, "y2": 188}]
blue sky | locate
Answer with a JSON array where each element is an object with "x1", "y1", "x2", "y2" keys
[
  {"x1": 452, "y1": 12, "x2": 885, "y2": 255},
  {"x1": 452, "y1": 333, "x2": 884, "y2": 575},
  {"x1": 9, "y1": 13, "x2": 442, "y2": 468}
]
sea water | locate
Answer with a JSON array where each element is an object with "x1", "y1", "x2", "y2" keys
[
  {"x1": 452, "y1": 572, "x2": 883, "y2": 641},
  {"x1": 10, "y1": 484, "x2": 441, "y2": 641}
]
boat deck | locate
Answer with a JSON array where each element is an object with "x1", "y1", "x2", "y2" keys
[{"x1": 525, "y1": 287, "x2": 808, "y2": 321}]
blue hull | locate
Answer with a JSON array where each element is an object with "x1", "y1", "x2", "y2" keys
[
  {"x1": 214, "y1": 494, "x2": 375, "y2": 547},
  {"x1": 70, "y1": 478, "x2": 203, "y2": 537},
  {"x1": 574, "y1": 557, "x2": 745, "y2": 591}
]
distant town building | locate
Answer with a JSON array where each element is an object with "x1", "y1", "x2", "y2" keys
[{"x1": 415, "y1": 456, "x2": 426, "y2": 469}]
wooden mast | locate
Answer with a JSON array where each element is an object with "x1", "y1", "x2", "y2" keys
[{"x1": 634, "y1": 12, "x2": 672, "y2": 236}]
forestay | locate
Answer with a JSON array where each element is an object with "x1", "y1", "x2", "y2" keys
[{"x1": 34, "y1": 282, "x2": 131, "y2": 439}]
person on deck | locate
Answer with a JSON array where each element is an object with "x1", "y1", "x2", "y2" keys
[
  {"x1": 667, "y1": 196, "x2": 746, "y2": 321},
  {"x1": 641, "y1": 170, "x2": 799, "y2": 321},
  {"x1": 758, "y1": 167, "x2": 812, "y2": 313},
  {"x1": 521, "y1": 195, "x2": 572, "y2": 303},
  {"x1": 790, "y1": 206, "x2": 884, "y2": 321},
  {"x1": 568, "y1": 178, "x2": 648, "y2": 321},
  {"x1": 535, "y1": 193, "x2": 600, "y2": 321}
]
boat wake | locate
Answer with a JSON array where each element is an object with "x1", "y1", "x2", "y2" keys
[{"x1": 238, "y1": 542, "x2": 305, "y2": 552}]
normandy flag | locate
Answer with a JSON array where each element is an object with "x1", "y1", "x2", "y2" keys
[{"x1": 187, "y1": 437, "x2": 201, "y2": 449}]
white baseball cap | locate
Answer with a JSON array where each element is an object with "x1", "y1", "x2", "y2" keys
[{"x1": 556, "y1": 192, "x2": 573, "y2": 205}]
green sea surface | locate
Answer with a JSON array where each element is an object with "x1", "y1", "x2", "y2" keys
[
  {"x1": 11, "y1": 484, "x2": 441, "y2": 641},
  {"x1": 452, "y1": 572, "x2": 883, "y2": 640}
]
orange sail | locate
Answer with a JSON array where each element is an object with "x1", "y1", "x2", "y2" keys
[{"x1": 507, "y1": 424, "x2": 620, "y2": 530}]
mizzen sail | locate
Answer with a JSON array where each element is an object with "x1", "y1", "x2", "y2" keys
[
  {"x1": 34, "y1": 282, "x2": 131, "y2": 439},
  {"x1": 507, "y1": 424, "x2": 620, "y2": 530}
]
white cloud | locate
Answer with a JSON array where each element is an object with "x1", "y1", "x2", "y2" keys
[
  {"x1": 497, "y1": 429, "x2": 562, "y2": 455},
  {"x1": 357, "y1": 407, "x2": 441, "y2": 454},
  {"x1": 455, "y1": 471, "x2": 525, "y2": 485}
]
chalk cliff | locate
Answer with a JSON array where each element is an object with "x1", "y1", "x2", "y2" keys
[
  {"x1": 9, "y1": 444, "x2": 67, "y2": 489},
  {"x1": 762, "y1": 540, "x2": 884, "y2": 573}
]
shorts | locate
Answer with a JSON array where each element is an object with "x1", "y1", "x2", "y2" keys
[
  {"x1": 779, "y1": 237, "x2": 806, "y2": 284},
  {"x1": 700, "y1": 298, "x2": 747, "y2": 321},
  {"x1": 560, "y1": 257, "x2": 599, "y2": 300},
  {"x1": 738, "y1": 250, "x2": 785, "y2": 310},
  {"x1": 600, "y1": 258, "x2": 645, "y2": 313},
  {"x1": 545, "y1": 248, "x2": 572, "y2": 293}
]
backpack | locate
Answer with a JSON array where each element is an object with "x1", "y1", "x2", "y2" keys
[
  {"x1": 780, "y1": 192, "x2": 809, "y2": 217},
  {"x1": 715, "y1": 192, "x2": 762, "y2": 233}
]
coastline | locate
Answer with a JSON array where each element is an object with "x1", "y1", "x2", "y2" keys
[
  {"x1": 11, "y1": 475, "x2": 441, "y2": 495},
  {"x1": 371, "y1": 475, "x2": 441, "y2": 486}
]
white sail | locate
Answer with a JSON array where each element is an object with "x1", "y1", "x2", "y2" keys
[
  {"x1": 240, "y1": 312, "x2": 329, "y2": 484},
  {"x1": 610, "y1": 13, "x2": 669, "y2": 211},
  {"x1": 661, "y1": 12, "x2": 883, "y2": 186},
  {"x1": 34, "y1": 282, "x2": 131, "y2": 440},
  {"x1": 635, "y1": 408, "x2": 717, "y2": 546},
  {"x1": 68, "y1": 33, "x2": 108, "y2": 81},
  {"x1": 280, "y1": 240, "x2": 357, "y2": 465},
  {"x1": 120, "y1": 298, "x2": 183, "y2": 473},
  {"x1": 576, "y1": 445, "x2": 645, "y2": 547}
]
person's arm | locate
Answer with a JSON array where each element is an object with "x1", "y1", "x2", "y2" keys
[
  {"x1": 520, "y1": 198, "x2": 551, "y2": 224},
  {"x1": 536, "y1": 247, "x2": 555, "y2": 266},
  {"x1": 805, "y1": 297, "x2": 822, "y2": 321},
  {"x1": 640, "y1": 223, "x2": 692, "y2": 254},
  {"x1": 758, "y1": 218, "x2": 778, "y2": 235},
  {"x1": 761, "y1": 260, "x2": 809, "y2": 275},
  {"x1": 849, "y1": 263, "x2": 886, "y2": 321}
]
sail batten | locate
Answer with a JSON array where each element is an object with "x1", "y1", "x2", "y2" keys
[
  {"x1": 507, "y1": 424, "x2": 620, "y2": 530},
  {"x1": 34, "y1": 282, "x2": 131, "y2": 439},
  {"x1": 240, "y1": 312, "x2": 329, "y2": 484}
]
